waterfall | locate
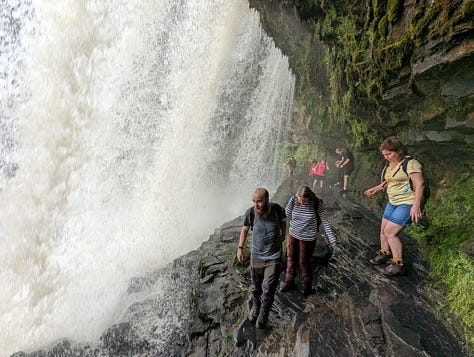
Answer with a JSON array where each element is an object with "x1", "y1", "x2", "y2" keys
[{"x1": 0, "y1": 0, "x2": 295, "y2": 355}]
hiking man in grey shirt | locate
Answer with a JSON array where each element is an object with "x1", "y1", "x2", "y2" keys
[{"x1": 237, "y1": 188, "x2": 286, "y2": 329}]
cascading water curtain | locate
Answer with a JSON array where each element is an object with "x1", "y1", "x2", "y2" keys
[{"x1": 0, "y1": 0, "x2": 295, "y2": 355}]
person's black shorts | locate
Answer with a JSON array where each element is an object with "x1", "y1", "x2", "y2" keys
[
  {"x1": 315, "y1": 174, "x2": 325, "y2": 181},
  {"x1": 343, "y1": 165, "x2": 354, "y2": 176}
]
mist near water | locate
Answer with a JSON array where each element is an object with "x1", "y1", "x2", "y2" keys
[{"x1": 0, "y1": 0, "x2": 294, "y2": 355}]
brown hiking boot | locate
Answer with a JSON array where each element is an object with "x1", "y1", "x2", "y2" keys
[
  {"x1": 381, "y1": 261, "x2": 405, "y2": 276},
  {"x1": 369, "y1": 252, "x2": 390, "y2": 265}
]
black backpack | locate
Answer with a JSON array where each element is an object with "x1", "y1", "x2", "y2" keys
[
  {"x1": 249, "y1": 198, "x2": 322, "y2": 231},
  {"x1": 380, "y1": 156, "x2": 430, "y2": 211},
  {"x1": 249, "y1": 203, "x2": 283, "y2": 231}
]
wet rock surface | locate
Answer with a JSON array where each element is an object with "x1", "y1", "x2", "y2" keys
[{"x1": 12, "y1": 176, "x2": 472, "y2": 357}]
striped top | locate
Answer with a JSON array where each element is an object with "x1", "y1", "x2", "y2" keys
[{"x1": 285, "y1": 195, "x2": 336, "y2": 244}]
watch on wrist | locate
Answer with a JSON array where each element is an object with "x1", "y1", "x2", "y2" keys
[{"x1": 238, "y1": 246, "x2": 243, "y2": 249}]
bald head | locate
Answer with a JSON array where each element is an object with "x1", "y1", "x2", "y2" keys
[
  {"x1": 254, "y1": 187, "x2": 269, "y2": 200},
  {"x1": 252, "y1": 188, "x2": 270, "y2": 217}
]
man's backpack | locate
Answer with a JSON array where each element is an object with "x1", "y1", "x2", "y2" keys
[
  {"x1": 380, "y1": 156, "x2": 430, "y2": 211},
  {"x1": 249, "y1": 203, "x2": 284, "y2": 231}
]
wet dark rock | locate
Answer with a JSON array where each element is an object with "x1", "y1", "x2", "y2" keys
[
  {"x1": 412, "y1": 41, "x2": 474, "y2": 76},
  {"x1": 101, "y1": 322, "x2": 150, "y2": 354},
  {"x1": 11, "y1": 339, "x2": 97, "y2": 357},
  {"x1": 127, "y1": 276, "x2": 155, "y2": 294}
]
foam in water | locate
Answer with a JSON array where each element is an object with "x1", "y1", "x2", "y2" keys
[{"x1": 0, "y1": 0, "x2": 295, "y2": 355}]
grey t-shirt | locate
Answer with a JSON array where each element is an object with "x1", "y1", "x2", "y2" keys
[{"x1": 243, "y1": 203, "x2": 286, "y2": 260}]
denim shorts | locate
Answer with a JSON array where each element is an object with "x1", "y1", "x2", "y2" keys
[{"x1": 383, "y1": 202, "x2": 412, "y2": 226}]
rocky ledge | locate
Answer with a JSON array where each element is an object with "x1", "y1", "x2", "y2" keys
[{"x1": 12, "y1": 176, "x2": 472, "y2": 357}]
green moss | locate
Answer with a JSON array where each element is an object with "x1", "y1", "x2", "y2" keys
[
  {"x1": 410, "y1": 7, "x2": 435, "y2": 43},
  {"x1": 350, "y1": 119, "x2": 379, "y2": 148},
  {"x1": 231, "y1": 244, "x2": 251, "y2": 270},
  {"x1": 377, "y1": 14, "x2": 389, "y2": 37},
  {"x1": 294, "y1": 144, "x2": 318, "y2": 166},
  {"x1": 461, "y1": 0, "x2": 474, "y2": 18},
  {"x1": 279, "y1": 141, "x2": 298, "y2": 160},
  {"x1": 410, "y1": 173, "x2": 474, "y2": 346},
  {"x1": 372, "y1": 0, "x2": 379, "y2": 17},
  {"x1": 387, "y1": 0, "x2": 402, "y2": 23},
  {"x1": 447, "y1": 1, "x2": 474, "y2": 36}
]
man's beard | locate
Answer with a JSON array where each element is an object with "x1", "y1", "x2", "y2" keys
[{"x1": 255, "y1": 202, "x2": 270, "y2": 217}]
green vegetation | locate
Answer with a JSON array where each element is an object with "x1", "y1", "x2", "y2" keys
[
  {"x1": 293, "y1": 144, "x2": 317, "y2": 166},
  {"x1": 387, "y1": 0, "x2": 402, "y2": 23},
  {"x1": 231, "y1": 243, "x2": 251, "y2": 272},
  {"x1": 409, "y1": 174, "x2": 474, "y2": 346},
  {"x1": 256, "y1": 0, "x2": 473, "y2": 153},
  {"x1": 279, "y1": 141, "x2": 298, "y2": 160}
]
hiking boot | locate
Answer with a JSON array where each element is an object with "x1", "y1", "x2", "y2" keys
[
  {"x1": 369, "y1": 252, "x2": 390, "y2": 265},
  {"x1": 381, "y1": 261, "x2": 405, "y2": 276},
  {"x1": 256, "y1": 317, "x2": 266, "y2": 329},
  {"x1": 247, "y1": 300, "x2": 260, "y2": 324},
  {"x1": 302, "y1": 285, "x2": 316, "y2": 296},
  {"x1": 280, "y1": 281, "x2": 296, "y2": 292},
  {"x1": 256, "y1": 305, "x2": 270, "y2": 329}
]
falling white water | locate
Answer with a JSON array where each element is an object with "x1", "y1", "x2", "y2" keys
[{"x1": 0, "y1": 0, "x2": 295, "y2": 355}]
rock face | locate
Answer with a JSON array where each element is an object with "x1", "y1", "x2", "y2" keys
[
  {"x1": 11, "y1": 177, "x2": 471, "y2": 356},
  {"x1": 250, "y1": 0, "x2": 474, "y2": 171}
]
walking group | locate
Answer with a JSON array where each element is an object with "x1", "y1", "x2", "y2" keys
[
  {"x1": 236, "y1": 136, "x2": 426, "y2": 330},
  {"x1": 308, "y1": 146, "x2": 355, "y2": 194}
]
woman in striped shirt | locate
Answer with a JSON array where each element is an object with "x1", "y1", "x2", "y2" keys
[{"x1": 281, "y1": 185, "x2": 337, "y2": 295}]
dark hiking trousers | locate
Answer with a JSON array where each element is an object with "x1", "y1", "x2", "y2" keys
[
  {"x1": 250, "y1": 257, "x2": 281, "y2": 323},
  {"x1": 285, "y1": 234, "x2": 316, "y2": 286}
]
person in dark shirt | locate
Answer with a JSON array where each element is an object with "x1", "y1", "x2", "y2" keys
[
  {"x1": 237, "y1": 188, "x2": 287, "y2": 329},
  {"x1": 335, "y1": 147, "x2": 355, "y2": 192}
]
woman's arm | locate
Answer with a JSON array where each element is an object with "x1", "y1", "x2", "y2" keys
[
  {"x1": 364, "y1": 181, "x2": 387, "y2": 197},
  {"x1": 318, "y1": 203, "x2": 336, "y2": 245},
  {"x1": 409, "y1": 172, "x2": 424, "y2": 222},
  {"x1": 285, "y1": 195, "x2": 295, "y2": 218}
]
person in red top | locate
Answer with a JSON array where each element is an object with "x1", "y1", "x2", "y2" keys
[
  {"x1": 308, "y1": 160, "x2": 318, "y2": 187},
  {"x1": 309, "y1": 159, "x2": 329, "y2": 191}
]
